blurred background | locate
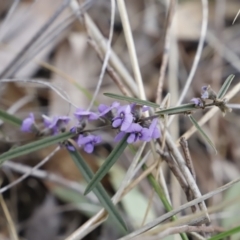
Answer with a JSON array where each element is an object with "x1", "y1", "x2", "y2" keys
[{"x1": 0, "y1": 0, "x2": 240, "y2": 239}]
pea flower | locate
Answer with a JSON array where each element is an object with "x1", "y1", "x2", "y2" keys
[
  {"x1": 201, "y1": 86, "x2": 216, "y2": 100},
  {"x1": 77, "y1": 134, "x2": 101, "y2": 153},
  {"x1": 125, "y1": 123, "x2": 150, "y2": 143},
  {"x1": 43, "y1": 115, "x2": 70, "y2": 135},
  {"x1": 191, "y1": 98, "x2": 203, "y2": 107},
  {"x1": 21, "y1": 113, "x2": 35, "y2": 133},
  {"x1": 112, "y1": 105, "x2": 133, "y2": 131},
  {"x1": 74, "y1": 108, "x2": 99, "y2": 121},
  {"x1": 148, "y1": 118, "x2": 161, "y2": 140},
  {"x1": 98, "y1": 102, "x2": 120, "y2": 117}
]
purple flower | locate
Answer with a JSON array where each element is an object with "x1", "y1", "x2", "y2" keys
[
  {"x1": 191, "y1": 98, "x2": 203, "y2": 107},
  {"x1": 77, "y1": 134, "x2": 101, "y2": 153},
  {"x1": 125, "y1": 123, "x2": 150, "y2": 143},
  {"x1": 201, "y1": 86, "x2": 209, "y2": 99},
  {"x1": 112, "y1": 105, "x2": 133, "y2": 131},
  {"x1": 21, "y1": 113, "x2": 35, "y2": 132},
  {"x1": 98, "y1": 102, "x2": 120, "y2": 117},
  {"x1": 43, "y1": 115, "x2": 70, "y2": 135},
  {"x1": 148, "y1": 118, "x2": 161, "y2": 140},
  {"x1": 74, "y1": 108, "x2": 99, "y2": 122},
  {"x1": 114, "y1": 131, "x2": 126, "y2": 142}
]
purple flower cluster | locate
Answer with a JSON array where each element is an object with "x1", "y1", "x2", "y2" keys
[
  {"x1": 21, "y1": 101, "x2": 161, "y2": 153},
  {"x1": 191, "y1": 85, "x2": 217, "y2": 107}
]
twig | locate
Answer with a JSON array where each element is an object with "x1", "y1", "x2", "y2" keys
[
  {"x1": 2, "y1": 161, "x2": 98, "y2": 203},
  {"x1": 168, "y1": 0, "x2": 208, "y2": 126},
  {"x1": 179, "y1": 80, "x2": 240, "y2": 144},
  {"x1": 84, "y1": 14, "x2": 138, "y2": 96},
  {"x1": 0, "y1": 194, "x2": 19, "y2": 240},
  {"x1": 88, "y1": 0, "x2": 115, "y2": 110},
  {"x1": 138, "y1": 225, "x2": 221, "y2": 240},
  {"x1": 0, "y1": 78, "x2": 76, "y2": 109},
  {"x1": 117, "y1": 176, "x2": 240, "y2": 239},
  {"x1": 117, "y1": 0, "x2": 146, "y2": 100},
  {"x1": 0, "y1": 0, "x2": 73, "y2": 78},
  {"x1": 156, "y1": 0, "x2": 175, "y2": 104},
  {"x1": 0, "y1": 147, "x2": 60, "y2": 193},
  {"x1": 88, "y1": 37, "x2": 131, "y2": 96},
  {"x1": 232, "y1": 9, "x2": 240, "y2": 24},
  {"x1": 179, "y1": 137, "x2": 196, "y2": 180}
]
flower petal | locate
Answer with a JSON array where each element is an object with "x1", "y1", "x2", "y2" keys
[
  {"x1": 114, "y1": 132, "x2": 125, "y2": 142},
  {"x1": 84, "y1": 143, "x2": 94, "y2": 153}
]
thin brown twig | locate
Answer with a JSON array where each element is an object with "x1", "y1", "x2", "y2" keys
[
  {"x1": 0, "y1": 147, "x2": 60, "y2": 193},
  {"x1": 156, "y1": 0, "x2": 175, "y2": 105},
  {"x1": 138, "y1": 225, "x2": 223, "y2": 240},
  {"x1": 2, "y1": 161, "x2": 98, "y2": 203},
  {"x1": 88, "y1": 38, "x2": 131, "y2": 96},
  {"x1": 179, "y1": 137, "x2": 196, "y2": 180}
]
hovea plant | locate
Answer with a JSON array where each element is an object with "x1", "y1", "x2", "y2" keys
[{"x1": 0, "y1": 74, "x2": 235, "y2": 234}]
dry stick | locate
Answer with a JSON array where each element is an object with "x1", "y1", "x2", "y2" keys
[
  {"x1": 0, "y1": 0, "x2": 21, "y2": 42},
  {"x1": 0, "y1": 0, "x2": 73, "y2": 78},
  {"x1": 166, "y1": 131, "x2": 210, "y2": 222},
  {"x1": 139, "y1": 225, "x2": 222, "y2": 240},
  {"x1": 65, "y1": 154, "x2": 157, "y2": 240},
  {"x1": 117, "y1": 0, "x2": 174, "y2": 228},
  {"x1": 84, "y1": 14, "x2": 138, "y2": 96},
  {"x1": 71, "y1": 0, "x2": 115, "y2": 111},
  {"x1": 88, "y1": 38, "x2": 131, "y2": 96},
  {"x1": 0, "y1": 78, "x2": 76, "y2": 109},
  {"x1": 118, "y1": 178, "x2": 240, "y2": 240},
  {"x1": 2, "y1": 161, "x2": 98, "y2": 203},
  {"x1": 179, "y1": 81, "x2": 240, "y2": 144},
  {"x1": 0, "y1": 194, "x2": 19, "y2": 240},
  {"x1": 155, "y1": 0, "x2": 175, "y2": 105},
  {"x1": 168, "y1": 0, "x2": 208, "y2": 126},
  {"x1": 156, "y1": 149, "x2": 197, "y2": 211},
  {"x1": 179, "y1": 137, "x2": 196, "y2": 180},
  {"x1": 0, "y1": 147, "x2": 60, "y2": 193},
  {"x1": 117, "y1": 0, "x2": 146, "y2": 100}
]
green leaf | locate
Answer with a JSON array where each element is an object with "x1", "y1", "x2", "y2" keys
[
  {"x1": 217, "y1": 74, "x2": 235, "y2": 99},
  {"x1": 68, "y1": 146, "x2": 127, "y2": 232},
  {"x1": 0, "y1": 132, "x2": 74, "y2": 164},
  {"x1": 0, "y1": 108, "x2": 22, "y2": 126},
  {"x1": 188, "y1": 115, "x2": 217, "y2": 153},
  {"x1": 155, "y1": 103, "x2": 196, "y2": 115},
  {"x1": 209, "y1": 226, "x2": 240, "y2": 240},
  {"x1": 104, "y1": 93, "x2": 160, "y2": 108},
  {"x1": 84, "y1": 135, "x2": 128, "y2": 195}
]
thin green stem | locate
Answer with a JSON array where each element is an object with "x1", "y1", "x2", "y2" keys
[{"x1": 142, "y1": 164, "x2": 189, "y2": 240}]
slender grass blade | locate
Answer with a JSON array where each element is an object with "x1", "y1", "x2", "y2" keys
[
  {"x1": 68, "y1": 146, "x2": 127, "y2": 232},
  {"x1": 0, "y1": 109, "x2": 22, "y2": 126},
  {"x1": 188, "y1": 115, "x2": 217, "y2": 153},
  {"x1": 217, "y1": 74, "x2": 235, "y2": 99},
  {"x1": 155, "y1": 103, "x2": 196, "y2": 115},
  {"x1": 84, "y1": 135, "x2": 128, "y2": 195},
  {"x1": 0, "y1": 132, "x2": 74, "y2": 164},
  {"x1": 104, "y1": 93, "x2": 160, "y2": 108}
]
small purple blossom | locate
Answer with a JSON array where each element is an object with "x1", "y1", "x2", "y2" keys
[
  {"x1": 74, "y1": 108, "x2": 99, "y2": 122},
  {"x1": 77, "y1": 134, "x2": 101, "y2": 153},
  {"x1": 201, "y1": 86, "x2": 209, "y2": 99},
  {"x1": 191, "y1": 98, "x2": 203, "y2": 107},
  {"x1": 125, "y1": 123, "x2": 150, "y2": 143},
  {"x1": 98, "y1": 102, "x2": 120, "y2": 117},
  {"x1": 148, "y1": 118, "x2": 161, "y2": 140},
  {"x1": 114, "y1": 131, "x2": 126, "y2": 142},
  {"x1": 112, "y1": 105, "x2": 133, "y2": 131},
  {"x1": 43, "y1": 115, "x2": 70, "y2": 135},
  {"x1": 21, "y1": 113, "x2": 35, "y2": 133}
]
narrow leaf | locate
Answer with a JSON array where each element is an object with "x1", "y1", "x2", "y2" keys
[
  {"x1": 104, "y1": 93, "x2": 160, "y2": 108},
  {"x1": 155, "y1": 103, "x2": 196, "y2": 115},
  {"x1": 188, "y1": 115, "x2": 217, "y2": 153},
  {"x1": 209, "y1": 225, "x2": 240, "y2": 240},
  {"x1": 217, "y1": 74, "x2": 235, "y2": 99},
  {"x1": 84, "y1": 135, "x2": 128, "y2": 195},
  {"x1": 0, "y1": 132, "x2": 74, "y2": 164},
  {"x1": 68, "y1": 146, "x2": 127, "y2": 232},
  {"x1": 0, "y1": 109, "x2": 22, "y2": 126}
]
